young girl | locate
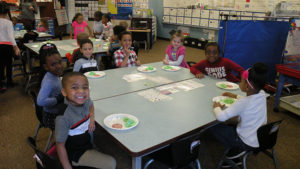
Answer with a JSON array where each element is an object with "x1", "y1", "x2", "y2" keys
[
  {"x1": 101, "y1": 14, "x2": 113, "y2": 40},
  {"x1": 37, "y1": 18, "x2": 48, "y2": 32},
  {"x1": 0, "y1": 1, "x2": 20, "y2": 92},
  {"x1": 37, "y1": 44, "x2": 64, "y2": 130},
  {"x1": 70, "y1": 13, "x2": 93, "y2": 39},
  {"x1": 210, "y1": 63, "x2": 268, "y2": 166},
  {"x1": 190, "y1": 42, "x2": 244, "y2": 82},
  {"x1": 114, "y1": 31, "x2": 141, "y2": 67},
  {"x1": 73, "y1": 38, "x2": 98, "y2": 73},
  {"x1": 163, "y1": 30, "x2": 189, "y2": 68}
]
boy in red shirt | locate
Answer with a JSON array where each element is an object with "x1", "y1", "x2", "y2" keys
[{"x1": 190, "y1": 42, "x2": 244, "y2": 82}]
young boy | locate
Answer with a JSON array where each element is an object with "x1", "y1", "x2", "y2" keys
[
  {"x1": 65, "y1": 32, "x2": 88, "y2": 64},
  {"x1": 93, "y1": 11, "x2": 103, "y2": 39},
  {"x1": 56, "y1": 72, "x2": 116, "y2": 169},
  {"x1": 114, "y1": 31, "x2": 141, "y2": 67}
]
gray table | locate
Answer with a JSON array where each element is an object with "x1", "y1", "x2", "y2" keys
[
  {"x1": 14, "y1": 30, "x2": 53, "y2": 41},
  {"x1": 93, "y1": 76, "x2": 245, "y2": 169},
  {"x1": 24, "y1": 39, "x2": 109, "y2": 69},
  {"x1": 89, "y1": 62, "x2": 194, "y2": 101}
]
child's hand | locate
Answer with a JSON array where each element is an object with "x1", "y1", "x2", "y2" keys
[
  {"x1": 163, "y1": 58, "x2": 169, "y2": 65},
  {"x1": 136, "y1": 60, "x2": 141, "y2": 66},
  {"x1": 124, "y1": 46, "x2": 131, "y2": 56},
  {"x1": 213, "y1": 101, "x2": 225, "y2": 109},
  {"x1": 222, "y1": 92, "x2": 236, "y2": 98},
  {"x1": 195, "y1": 73, "x2": 204, "y2": 79},
  {"x1": 88, "y1": 119, "x2": 95, "y2": 132}
]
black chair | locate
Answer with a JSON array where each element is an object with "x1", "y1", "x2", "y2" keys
[
  {"x1": 143, "y1": 133, "x2": 202, "y2": 169},
  {"x1": 27, "y1": 137, "x2": 63, "y2": 169},
  {"x1": 29, "y1": 91, "x2": 54, "y2": 152},
  {"x1": 187, "y1": 61, "x2": 197, "y2": 68},
  {"x1": 216, "y1": 120, "x2": 282, "y2": 169}
]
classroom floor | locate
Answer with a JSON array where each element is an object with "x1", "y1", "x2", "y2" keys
[{"x1": 0, "y1": 39, "x2": 299, "y2": 169}]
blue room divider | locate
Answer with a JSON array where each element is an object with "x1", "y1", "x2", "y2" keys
[{"x1": 218, "y1": 20, "x2": 290, "y2": 83}]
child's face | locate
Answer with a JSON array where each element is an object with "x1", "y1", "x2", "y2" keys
[
  {"x1": 80, "y1": 43, "x2": 93, "y2": 59},
  {"x1": 112, "y1": 34, "x2": 118, "y2": 41},
  {"x1": 205, "y1": 46, "x2": 219, "y2": 63},
  {"x1": 62, "y1": 76, "x2": 89, "y2": 106},
  {"x1": 94, "y1": 15, "x2": 101, "y2": 22},
  {"x1": 171, "y1": 37, "x2": 182, "y2": 49},
  {"x1": 120, "y1": 34, "x2": 132, "y2": 48},
  {"x1": 12, "y1": 19, "x2": 17, "y2": 25},
  {"x1": 77, "y1": 16, "x2": 84, "y2": 24},
  {"x1": 102, "y1": 16, "x2": 107, "y2": 24},
  {"x1": 43, "y1": 54, "x2": 64, "y2": 76}
]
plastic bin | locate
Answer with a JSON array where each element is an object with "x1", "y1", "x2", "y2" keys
[{"x1": 279, "y1": 94, "x2": 300, "y2": 115}]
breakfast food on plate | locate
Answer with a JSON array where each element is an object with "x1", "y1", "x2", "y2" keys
[{"x1": 112, "y1": 123, "x2": 123, "y2": 129}]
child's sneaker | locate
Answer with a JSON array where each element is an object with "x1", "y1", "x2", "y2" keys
[
  {"x1": 226, "y1": 149, "x2": 246, "y2": 159},
  {"x1": 221, "y1": 158, "x2": 242, "y2": 168}
]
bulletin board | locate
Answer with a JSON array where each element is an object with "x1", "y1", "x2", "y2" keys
[{"x1": 55, "y1": 9, "x2": 69, "y2": 26}]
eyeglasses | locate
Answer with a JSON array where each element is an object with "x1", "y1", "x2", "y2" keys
[{"x1": 242, "y1": 69, "x2": 254, "y2": 89}]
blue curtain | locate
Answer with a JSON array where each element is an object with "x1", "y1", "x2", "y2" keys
[{"x1": 218, "y1": 20, "x2": 290, "y2": 83}]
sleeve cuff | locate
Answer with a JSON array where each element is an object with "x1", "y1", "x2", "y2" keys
[{"x1": 236, "y1": 95, "x2": 243, "y2": 100}]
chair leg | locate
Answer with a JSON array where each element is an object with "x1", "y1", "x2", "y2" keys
[
  {"x1": 44, "y1": 130, "x2": 53, "y2": 152},
  {"x1": 216, "y1": 148, "x2": 230, "y2": 169},
  {"x1": 25, "y1": 75, "x2": 32, "y2": 93},
  {"x1": 195, "y1": 159, "x2": 201, "y2": 169},
  {"x1": 242, "y1": 152, "x2": 252, "y2": 169},
  {"x1": 272, "y1": 148, "x2": 279, "y2": 169},
  {"x1": 143, "y1": 159, "x2": 154, "y2": 169},
  {"x1": 33, "y1": 122, "x2": 41, "y2": 140}
]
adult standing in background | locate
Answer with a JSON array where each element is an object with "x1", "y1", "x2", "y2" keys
[{"x1": 16, "y1": 0, "x2": 37, "y2": 28}]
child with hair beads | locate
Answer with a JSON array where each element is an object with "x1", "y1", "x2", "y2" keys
[
  {"x1": 0, "y1": 1, "x2": 20, "y2": 92},
  {"x1": 37, "y1": 44, "x2": 64, "y2": 130},
  {"x1": 210, "y1": 63, "x2": 268, "y2": 167},
  {"x1": 114, "y1": 31, "x2": 141, "y2": 67},
  {"x1": 37, "y1": 18, "x2": 48, "y2": 32},
  {"x1": 163, "y1": 30, "x2": 189, "y2": 68},
  {"x1": 56, "y1": 72, "x2": 116, "y2": 169},
  {"x1": 101, "y1": 14, "x2": 113, "y2": 40},
  {"x1": 93, "y1": 11, "x2": 103, "y2": 39},
  {"x1": 190, "y1": 42, "x2": 244, "y2": 82},
  {"x1": 73, "y1": 38, "x2": 98, "y2": 73},
  {"x1": 70, "y1": 13, "x2": 93, "y2": 39}
]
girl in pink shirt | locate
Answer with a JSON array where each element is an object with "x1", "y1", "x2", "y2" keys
[
  {"x1": 37, "y1": 18, "x2": 48, "y2": 32},
  {"x1": 163, "y1": 30, "x2": 189, "y2": 68},
  {"x1": 70, "y1": 13, "x2": 93, "y2": 39}
]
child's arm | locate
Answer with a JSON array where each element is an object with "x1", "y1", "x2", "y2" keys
[
  {"x1": 86, "y1": 25, "x2": 93, "y2": 38},
  {"x1": 118, "y1": 47, "x2": 130, "y2": 67},
  {"x1": 222, "y1": 92, "x2": 243, "y2": 99},
  {"x1": 168, "y1": 55, "x2": 184, "y2": 66},
  {"x1": 56, "y1": 142, "x2": 73, "y2": 169},
  {"x1": 190, "y1": 61, "x2": 205, "y2": 78},
  {"x1": 226, "y1": 59, "x2": 244, "y2": 77},
  {"x1": 37, "y1": 84, "x2": 59, "y2": 107},
  {"x1": 70, "y1": 26, "x2": 74, "y2": 39},
  {"x1": 88, "y1": 104, "x2": 95, "y2": 132},
  {"x1": 213, "y1": 98, "x2": 245, "y2": 121}
]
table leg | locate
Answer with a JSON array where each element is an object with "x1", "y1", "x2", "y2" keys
[
  {"x1": 147, "y1": 32, "x2": 150, "y2": 50},
  {"x1": 132, "y1": 156, "x2": 142, "y2": 169},
  {"x1": 26, "y1": 48, "x2": 31, "y2": 71},
  {"x1": 274, "y1": 74, "x2": 285, "y2": 110}
]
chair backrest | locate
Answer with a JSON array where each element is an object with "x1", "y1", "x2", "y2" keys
[
  {"x1": 29, "y1": 91, "x2": 44, "y2": 126},
  {"x1": 169, "y1": 133, "x2": 201, "y2": 167},
  {"x1": 257, "y1": 120, "x2": 282, "y2": 150},
  {"x1": 27, "y1": 137, "x2": 63, "y2": 169}
]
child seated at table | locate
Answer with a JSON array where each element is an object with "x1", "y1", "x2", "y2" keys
[
  {"x1": 37, "y1": 44, "x2": 64, "y2": 130},
  {"x1": 93, "y1": 11, "x2": 103, "y2": 39},
  {"x1": 65, "y1": 32, "x2": 89, "y2": 64},
  {"x1": 11, "y1": 16, "x2": 23, "y2": 31},
  {"x1": 56, "y1": 72, "x2": 116, "y2": 169},
  {"x1": 114, "y1": 31, "x2": 141, "y2": 68},
  {"x1": 21, "y1": 24, "x2": 38, "y2": 44},
  {"x1": 101, "y1": 14, "x2": 113, "y2": 40},
  {"x1": 37, "y1": 18, "x2": 49, "y2": 32},
  {"x1": 101, "y1": 25, "x2": 126, "y2": 69},
  {"x1": 209, "y1": 63, "x2": 268, "y2": 166},
  {"x1": 73, "y1": 38, "x2": 98, "y2": 73},
  {"x1": 163, "y1": 30, "x2": 189, "y2": 68},
  {"x1": 190, "y1": 42, "x2": 244, "y2": 82}
]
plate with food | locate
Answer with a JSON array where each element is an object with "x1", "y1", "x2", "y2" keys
[
  {"x1": 216, "y1": 81, "x2": 239, "y2": 90},
  {"x1": 84, "y1": 71, "x2": 106, "y2": 78},
  {"x1": 104, "y1": 114, "x2": 139, "y2": 131},
  {"x1": 161, "y1": 65, "x2": 181, "y2": 71},
  {"x1": 213, "y1": 96, "x2": 237, "y2": 108},
  {"x1": 137, "y1": 65, "x2": 156, "y2": 73}
]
